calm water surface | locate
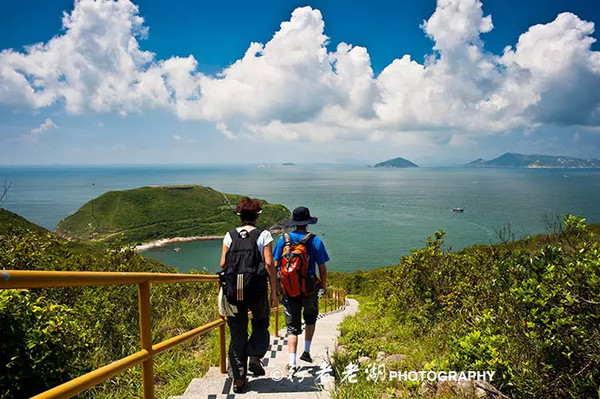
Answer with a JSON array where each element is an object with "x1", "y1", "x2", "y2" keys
[{"x1": 2, "y1": 165, "x2": 599, "y2": 272}]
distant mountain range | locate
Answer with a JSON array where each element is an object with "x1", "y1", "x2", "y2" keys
[
  {"x1": 467, "y1": 153, "x2": 600, "y2": 169},
  {"x1": 373, "y1": 157, "x2": 419, "y2": 168}
]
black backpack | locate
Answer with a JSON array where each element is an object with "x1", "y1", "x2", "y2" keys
[{"x1": 223, "y1": 228, "x2": 267, "y2": 305}]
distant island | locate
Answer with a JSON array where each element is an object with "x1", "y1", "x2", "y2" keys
[
  {"x1": 373, "y1": 157, "x2": 419, "y2": 168},
  {"x1": 258, "y1": 163, "x2": 295, "y2": 168},
  {"x1": 467, "y1": 153, "x2": 600, "y2": 169},
  {"x1": 55, "y1": 185, "x2": 290, "y2": 246}
]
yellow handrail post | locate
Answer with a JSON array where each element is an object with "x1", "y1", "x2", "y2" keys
[
  {"x1": 2, "y1": 270, "x2": 228, "y2": 399},
  {"x1": 217, "y1": 281, "x2": 227, "y2": 375},
  {"x1": 138, "y1": 282, "x2": 154, "y2": 399},
  {"x1": 219, "y1": 320, "x2": 227, "y2": 374},
  {"x1": 330, "y1": 291, "x2": 333, "y2": 311}
]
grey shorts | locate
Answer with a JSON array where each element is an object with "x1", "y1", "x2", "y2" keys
[{"x1": 282, "y1": 291, "x2": 319, "y2": 335}]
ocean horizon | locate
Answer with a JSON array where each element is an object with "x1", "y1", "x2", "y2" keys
[{"x1": 2, "y1": 163, "x2": 600, "y2": 273}]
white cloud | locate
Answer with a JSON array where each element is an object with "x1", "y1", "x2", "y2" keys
[
  {"x1": 216, "y1": 122, "x2": 235, "y2": 139},
  {"x1": 500, "y1": 12, "x2": 600, "y2": 126},
  {"x1": 0, "y1": 0, "x2": 168, "y2": 113},
  {"x1": 31, "y1": 118, "x2": 58, "y2": 134},
  {"x1": 1, "y1": 0, "x2": 599, "y2": 146},
  {"x1": 173, "y1": 134, "x2": 181, "y2": 141}
]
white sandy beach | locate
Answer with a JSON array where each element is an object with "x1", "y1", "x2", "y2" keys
[{"x1": 135, "y1": 235, "x2": 222, "y2": 251}]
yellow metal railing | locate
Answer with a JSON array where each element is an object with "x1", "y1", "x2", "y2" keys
[{"x1": 0, "y1": 270, "x2": 346, "y2": 399}]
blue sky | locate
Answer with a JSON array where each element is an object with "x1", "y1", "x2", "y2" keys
[{"x1": 1, "y1": 0, "x2": 599, "y2": 165}]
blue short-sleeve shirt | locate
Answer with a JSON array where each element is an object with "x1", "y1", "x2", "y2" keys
[{"x1": 273, "y1": 231, "x2": 330, "y2": 276}]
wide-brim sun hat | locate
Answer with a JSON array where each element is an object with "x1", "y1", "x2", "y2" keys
[{"x1": 284, "y1": 206, "x2": 318, "y2": 226}]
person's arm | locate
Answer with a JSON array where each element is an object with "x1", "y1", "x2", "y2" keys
[
  {"x1": 263, "y1": 243, "x2": 278, "y2": 307},
  {"x1": 220, "y1": 232, "x2": 233, "y2": 268},
  {"x1": 318, "y1": 263, "x2": 327, "y2": 292},
  {"x1": 313, "y1": 236, "x2": 329, "y2": 292},
  {"x1": 271, "y1": 236, "x2": 284, "y2": 303},
  {"x1": 219, "y1": 243, "x2": 228, "y2": 268}
]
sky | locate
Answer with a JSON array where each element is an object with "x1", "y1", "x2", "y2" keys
[{"x1": 1, "y1": 0, "x2": 599, "y2": 165}]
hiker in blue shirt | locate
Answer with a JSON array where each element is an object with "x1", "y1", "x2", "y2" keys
[{"x1": 273, "y1": 206, "x2": 329, "y2": 375}]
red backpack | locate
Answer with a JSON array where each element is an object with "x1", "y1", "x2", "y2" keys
[{"x1": 280, "y1": 233, "x2": 318, "y2": 297}]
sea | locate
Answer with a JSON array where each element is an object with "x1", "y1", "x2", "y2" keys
[{"x1": 2, "y1": 164, "x2": 600, "y2": 273}]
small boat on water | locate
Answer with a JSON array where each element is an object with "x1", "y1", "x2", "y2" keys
[
  {"x1": 452, "y1": 207, "x2": 464, "y2": 212},
  {"x1": 174, "y1": 247, "x2": 182, "y2": 252}
]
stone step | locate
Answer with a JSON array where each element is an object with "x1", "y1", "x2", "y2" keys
[
  {"x1": 170, "y1": 299, "x2": 357, "y2": 399},
  {"x1": 175, "y1": 368, "x2": 334, "y2": 398}
]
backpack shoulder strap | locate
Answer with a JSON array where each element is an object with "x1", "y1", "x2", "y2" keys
[
  {"x1": 249, "y1": 228, "x2": 263, "y2": 241},
  {"x1": 299, "y1": 233, "x2": 315, "y2": 245},
  {"x1": 283, "y1": 233, "x2": 292, "y2": 247},
  {"x1": 228, "y1": 228, "x2": 240, "y2": 242}
]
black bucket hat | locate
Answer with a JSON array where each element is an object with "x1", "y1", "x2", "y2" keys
[{"x1": 284, "y1": 206, "x2": 318, "y2": 226}]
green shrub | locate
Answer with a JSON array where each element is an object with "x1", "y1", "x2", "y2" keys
[
  {"x1": 335, "y1": 215, "x2": 600, "y2": 398},
  {"x1": 0, "y1": 225, "x2": 220, "y2": 398},
  {"x1": 0, "y1": 290, "x2": 93, "y2": 399}
]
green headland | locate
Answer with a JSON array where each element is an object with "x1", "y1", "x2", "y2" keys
[{"x1": 55, "y1": 185, "x2": 290, "y2": 245}]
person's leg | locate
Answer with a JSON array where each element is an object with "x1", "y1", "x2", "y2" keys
[
  {"x1": 305, "y1": 324, "x2": 316, "y2": 341},
  {"x1": 283, "y1": 295, "x2": 302, "y2": 367},
  {"x1": 247, "y1": 293, "x2": 270, "y2": 374},
  {"x1": 300, "y1": 291, "x2": 319, "y2": 361},
  {"x1": 226, "y1": 304, "x2": 249, "y2": 383},
  {"x1": 288, "y1": 335, "x2": 298, "y2": 358}
]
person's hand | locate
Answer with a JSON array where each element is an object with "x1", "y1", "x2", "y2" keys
[{"x1": 270, "y1": 292, "x2": 279, "y2": 307}]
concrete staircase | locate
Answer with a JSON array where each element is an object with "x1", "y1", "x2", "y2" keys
[{"x1": 171, "y1": 299, "x2": 359, "y2": 399}]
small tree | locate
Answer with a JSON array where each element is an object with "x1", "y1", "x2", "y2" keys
[{"x1": 0, "y1": 180, "x2": 11, "y2": 207}]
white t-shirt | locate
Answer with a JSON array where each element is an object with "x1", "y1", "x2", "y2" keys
[{"x1": 223, "y1": 227, "x2": 273, "y2": 259}]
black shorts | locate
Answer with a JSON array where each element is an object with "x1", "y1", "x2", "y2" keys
[{"x1": 282, "y1": 291, "x2": 319, "y2": 335}]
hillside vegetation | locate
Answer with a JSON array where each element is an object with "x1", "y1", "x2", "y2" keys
[
  {"x1": 3, "y1": 208, "x2": 600, "y2": 398},
  {"x1": 56, "y1": 185, "x2": 290, "y2": 244},
  {"x1": 331, "y1": 216, "x2": 600, "y2": 398},
  {"x1": 0, "y1": 210, "x2": 221, "y2": 399},
  {"x1": 0, "y1": 208, "x2": 49, "y2": 233}
]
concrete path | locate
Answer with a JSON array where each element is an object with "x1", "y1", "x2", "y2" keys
[{"x1": 171, "y1": 298, "x2": 359, "y2": 399}]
